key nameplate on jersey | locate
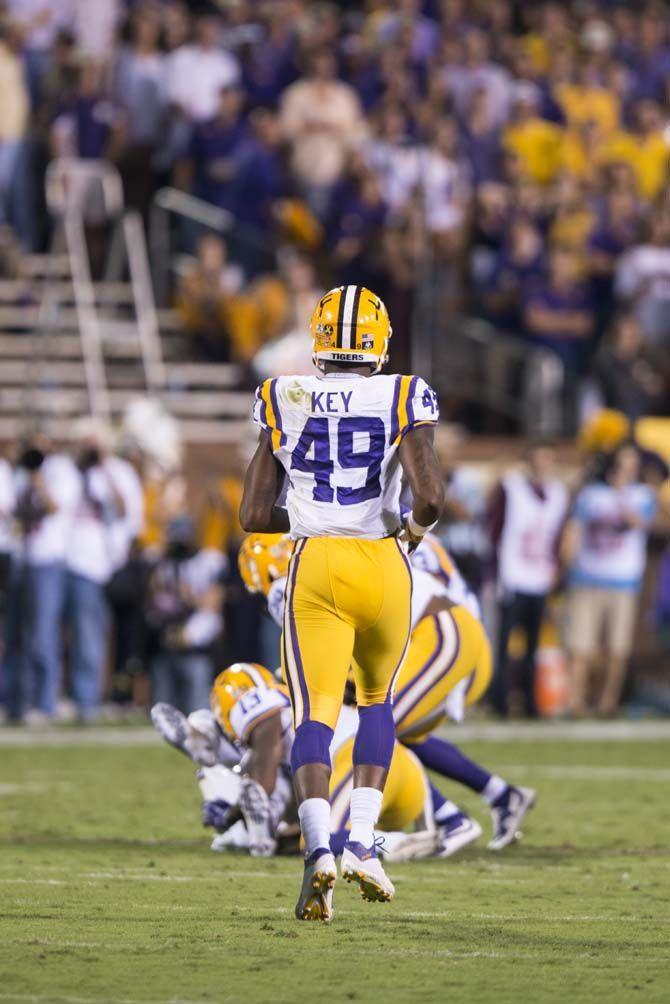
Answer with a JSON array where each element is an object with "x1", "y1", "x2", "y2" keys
[{"x1": 312, "y1": 391, "x2": 353, "y2": 414}]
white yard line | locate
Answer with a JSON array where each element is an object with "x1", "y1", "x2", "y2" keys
[
  {"x1": 1, "y1": 719, "x2": 670, "y2": 748},
  {"x1": 0, "y1": 996, "x2": 213, "y2": 1004},
  {"x1": 495, "y1": 765, "x2": 670, "y2": 781}
]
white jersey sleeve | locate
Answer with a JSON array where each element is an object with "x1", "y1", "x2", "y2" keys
[
  {"x1": 410, "y1": 535, "x2": 481, "y2": 622},
  {"x1": 266, "y1": 576, "x2": 287, "y2": 628},
  {"x1": 253, "y1": 373, "x2": 438, "y2": 539},
  {"x1": 228, "y1": 687, "x2": 291, "y2": 743}
]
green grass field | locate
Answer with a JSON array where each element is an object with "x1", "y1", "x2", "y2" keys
[{"x1": 1, "y1": 729, "x2": 669, "y2": 1004}]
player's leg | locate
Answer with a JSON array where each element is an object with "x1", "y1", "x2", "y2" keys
[
  {"x1": 344, "y1": 539, "x2": 412, "y2": 902},
  {"x1": 330, "y1": 739, "x2": 437, "y2": 863},
  {"x1": 490, "y1": 592, "x2": 518, "y2": 716},
  {"x1": 519, "y1": 593, "x2": 545, "y2": 718},
  {"x1": 598, "y1": 589, "x2": 636, "y2": 716},
  {"x1": 283, "y1": 538, "x2": 353, "y2": 921},
  {"x1": 409, "y1": 734, "x2": 534, "y2": 850},
  {"x1": 375, "y1": 743, "x2": 439, "y2": 863},
  {"x1": 566, "y1": 587, "x2": 601, "y2": 716}
]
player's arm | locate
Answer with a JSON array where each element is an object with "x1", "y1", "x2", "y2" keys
[
  {"x1": 238, "y1": 710, "x2": 285, "y2": 857},
  {"x1": 245, "y1": 711, "x2": 284, "y2": 796},
  {"x1": 239, "y1": 431, "x2": 289, "y2": 533},
  {"x1": 399, "y1": 425, "x2": 446, "y2": 552}
]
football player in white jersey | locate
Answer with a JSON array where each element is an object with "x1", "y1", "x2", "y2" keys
[{"x1": 239, "y1": 285, "x2": 445, "y2": 921}]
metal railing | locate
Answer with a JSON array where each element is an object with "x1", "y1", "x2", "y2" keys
[
  {"x1": 149, "y1": 187, "x2": 268, "y2": 307},
  {"x1": 411, "y1": 256, "x2": 566, "y2": 436},
  {"x1": 430, "y1": 316, "x2": 566, "y2": 436},
  {"x1": 46, "y1": 159, "x2": 118, "y2": 419},
  {"x1": 45, "y1": 158, "x2": 167, "y2": 415}
]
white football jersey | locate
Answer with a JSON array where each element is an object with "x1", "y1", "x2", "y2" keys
[
  {"x1": 410, "y1": 534, "x2": 481, "y2": 622},
  {"x1": 254, "y1": 372, "x2": 439, "y2": 539}
]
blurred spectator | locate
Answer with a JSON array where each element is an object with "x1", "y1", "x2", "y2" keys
[
  {"x1": 180, "y1": 83, "x2": 249, "y2": 212},
  {"x1": 503, "y1": 82, "x2": 561, "y2": 185},
  {"x1": 366, "y1": 104, "x2": 420, "y2": 216},
  {"x1": 329, "y1": 161, "x2": 388, "y2": 287},
  {"x1": 478, "y1": 218, "x2": 544, "y2": 331},
  {"x1": 593, "y1": 314, "x2": 669, "y2": 420},
  {"x1": 113, "y1": 7, "x2": 167, "y2": 212},
  {"x1": 70, "y1": 0, "x2": 121, "y2": 62},
  {"x1": 7, "y1": 0, "x2": 69, "y2": 105},
  {"x1": 460, "y1": 87, "x2": 503, "y2": 186},
  {"x1": 234, "y1": 108, "x2": 285, "y2": 233},
  {"x1": 628, "y1": 99, "x2": 669, "y2": 202},
  {"x1": 147, "y1": 516, "x2": 225, "y2": 714},
  {"x1": 488, "y1": 441, "x2": 569, "y2": 717},
  {"x1": 443, "y1": 26, "x2": 512, "y2": 129},
  {"x1": 615, "y1": 212, "x2": 670, "y2": 346},
  {"x1": 165, "y1": 12, "x2": 240, "y2": 123},
  {"x1": 376, "y1": 0, "x2": 440, "y2": 65},
  {"x1": 433, "y1": 424, "x2": 489, "y2": 592},
  {"x1": 175, "y1": 231, "x2": 249, "y2": 362},
  {"x1": 51, "y1": 59, "x2": 123, "y2": 161},
  {"x1": 562, "y1": 442, "x2": 657, "y2": 716},
  {"x1": 280, "y1": 47, "x2": 366, "y2": 216},
  {"x1": 523, "y1": 247, "x2": 596, "y2": 378},
  {"x1": 0, "y1": 24, "x2": 29, "y2": 236},
  {"x1": 252, "y1": 252, "x2": 322, "y2": 379},
  {"x1": 162, "y1": 0, "x2": 190, "y2": 54},
  {"x1": 3, "y1": 433, "x2": 78, "y2": 723},
  {"x1": 420, "y1": 117, "x2": 470, "y2": 244},
  {"x1": 242, "y1": 4, "x2": 297, "y2": 105},
  {"x1": 588, "y1": 188, "x2": 641, "y2": 329},
  {"x1": 36, "y1": 28, "x2": 78, "y2": 130},
  {"x1": 65, "y1": 418, "x2": 143, "y2": 721}
]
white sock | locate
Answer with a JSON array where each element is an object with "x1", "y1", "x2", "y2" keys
[
  {"x1": 348, "y1": 786, "x2": 383, "y2": 847},
  {"x1": 482, "y1": 775, "x2": 508, "y2": 805},
  {"x1": 298, "y1": 798, "x2": 331, "y2": 856},
  {"x1": 434, "y1": 799, "x2": 462, "y2": 823}
]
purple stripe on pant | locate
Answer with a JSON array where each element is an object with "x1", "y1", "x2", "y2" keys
[
  {"x1": 384, "y1": 539, "x2": 413, "y2": 703},
  {"x1": 287, "y1": 538, "x2": 310, "y2": 723}
]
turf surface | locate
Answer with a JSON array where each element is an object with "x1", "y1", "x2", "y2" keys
[{"x1": 1, "y1": 734, "x2": 669, "y2": 1004}]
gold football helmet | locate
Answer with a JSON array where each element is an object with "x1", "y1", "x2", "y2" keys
[
  {"x1": 310, "y1": 285, "x2": 392, "y2": 373},
  {"x1": 238, "y1": 533, "x2": 293, "y2": 597},
  {"x1": 211, "y1": 662, "x2": 279, "y2": 738}
]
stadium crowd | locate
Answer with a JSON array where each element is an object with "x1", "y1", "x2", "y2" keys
[{"x1": 0, "y1": 0, "x2": 670, "y2": 410}]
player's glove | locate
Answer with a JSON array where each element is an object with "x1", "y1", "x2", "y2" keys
[
  {"x1": 202, "y1": 799, "x2": 233, "y2": 831},
  {"x1": 239, "y1": 776, "x2": 277, "y2": 857}
]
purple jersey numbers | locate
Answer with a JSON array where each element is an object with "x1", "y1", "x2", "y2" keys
[
  {"x1": 422, "y1": 386, "x2": 438, "y2": 414},
  {"x1": 291, "y1": 416, "x2": 386, "y2": 505},
  {"x1": 291, "y1": 417, "x2": 334, "y2": 502}
]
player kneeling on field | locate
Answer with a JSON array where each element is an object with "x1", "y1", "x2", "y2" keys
[{"x1": 151, "y1": 663, "x2": 441, "y2": 869}]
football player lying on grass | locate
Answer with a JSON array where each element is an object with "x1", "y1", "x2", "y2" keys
[
  {"x1": 151, "y1": 662, "x2": 459, "y2": 863},
  {"x1": 239, "y1": 533, "x2": 536, "y2": 851}
]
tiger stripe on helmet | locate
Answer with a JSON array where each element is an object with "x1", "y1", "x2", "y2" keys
[
  {"x1": 335, "y1": 286, "x2": 346, "y2": 348},
  {"x1": 343, "y1": 285, "x2": 362, "y2": 349}
]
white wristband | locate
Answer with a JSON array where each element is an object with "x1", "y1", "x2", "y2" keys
[{"x1": 407, "y1": 513, "x2": 438, "y2": 538}]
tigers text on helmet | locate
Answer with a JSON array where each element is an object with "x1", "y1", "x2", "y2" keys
[
  {"x1": 238, "y1": 533, "x2": 293, "y2": 597},
  {"x1": 310, "y1": 285, "x2": 392, "y2": 374}
]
